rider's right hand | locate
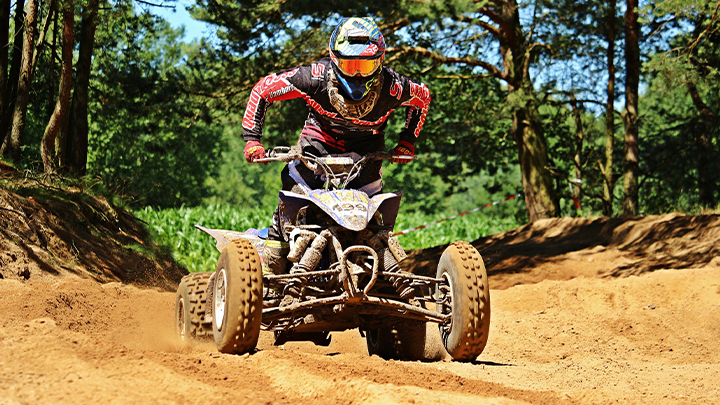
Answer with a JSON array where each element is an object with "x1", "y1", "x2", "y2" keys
[
  {"x1": 244, "y1": 141, "x2": 266, "y2": 163},
  {"x1": 393, "y1": 140, "x2": 415, "y2": 163}
]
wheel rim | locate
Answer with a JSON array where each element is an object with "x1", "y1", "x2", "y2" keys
[
  {"x1": 437, "y1": 273, "x2": 453, "y2": 339},
  {"x1": 214, "y1": 268, "x2": 227, "y2": 331},
  {"x1": 177, "y1": 297, "x2": 187, "y2": 340}
]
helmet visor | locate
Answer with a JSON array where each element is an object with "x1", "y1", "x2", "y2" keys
[{"x1": 334, "y1": 57, "x2": 382, "y2": 77}]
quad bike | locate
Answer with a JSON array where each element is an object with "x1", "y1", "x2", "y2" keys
[{"x1": 175, "y1": 146, "x2": 491, "y2": 361}]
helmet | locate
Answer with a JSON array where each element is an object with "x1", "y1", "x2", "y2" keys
[{"x1": 329, "y1": 17, "x2": 385, "y2": 101}]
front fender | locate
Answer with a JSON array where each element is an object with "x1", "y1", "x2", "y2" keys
[{"x1": 279, "y1": 189, "x2": 403, "y2": 231}]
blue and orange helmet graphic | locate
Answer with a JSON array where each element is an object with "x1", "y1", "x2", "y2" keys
[{"x1": 329, "y1": 17, "x2": 386, "y2": 101}]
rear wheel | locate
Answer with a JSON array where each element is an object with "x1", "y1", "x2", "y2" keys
[
  {"x1": 212, "y1": 239, "x2": 263, "y2": 354},
  {"x1": 175, "y1": 272, "x2": 213, "y2": 342},
  {"x1": 366, "y1": 320, "x2": 427, "y2": 361},
  {"x1": 436, "y1": 241, "x2": 490, "y2": 361}
]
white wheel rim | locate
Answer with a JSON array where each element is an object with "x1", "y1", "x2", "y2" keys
[{"x1": 214, "y1": 269, "x2": 227, "y2": 331}]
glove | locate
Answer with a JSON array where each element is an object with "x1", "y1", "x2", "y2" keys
[
  {"x1": 393, "y1": 140, "x2": 415, "y2": 163},
  {"x1": 244, "y1": 140, "x2": 266, "y2": 163}
]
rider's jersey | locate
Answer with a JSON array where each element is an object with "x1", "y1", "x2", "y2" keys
[{"x1": 241, "y1": 58, "x2": 431, "y2": 154}]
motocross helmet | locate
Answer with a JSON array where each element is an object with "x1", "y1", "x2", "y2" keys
[{"x1": 329, "y1": 17, "x2": 385, "y2": 101}]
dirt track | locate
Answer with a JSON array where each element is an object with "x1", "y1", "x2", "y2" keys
[{"x1": 2, "y1": 215, "x2": 720, "y2": 404}]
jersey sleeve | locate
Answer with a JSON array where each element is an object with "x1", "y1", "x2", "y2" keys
[
  {"x1": 396, "y1": 77, "x2": 431, "y2": 146},
  {"x1": 241, "y1": 66, "x2": 314, "y2": 142}
]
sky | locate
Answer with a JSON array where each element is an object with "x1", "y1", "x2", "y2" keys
[{"x1": 148, "y1": 0, "x2": 214, "y2": 42}]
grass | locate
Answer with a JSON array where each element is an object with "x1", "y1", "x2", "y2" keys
[
  {"x1": 394, "y1": 209, "x2": 522, "y2": 250},
  {"x1": 134, "y1": 204, "x2": 275, "y2": 273},
  {"x1": 134, "y1": 204, "x2": 523, "y2": 273}
]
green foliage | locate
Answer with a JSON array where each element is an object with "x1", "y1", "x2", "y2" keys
[
  {"x1": 395, "y1": 206, "x2": 523, "y2": 251},
  {"x1": 86, "y1": 7, "x2": 221, "y2": 208},
  {"x1": 203, "y1": 126, "x2": 284, "y2": 209},
  {"x1": 135, "y1": 201, "x2": 522, "y2": 272},
  {"x1": 7, "y1": 0, "x2": 720, "y2": 247},
  {"x1": 134, "y1": 204, "x2": 275, "y2": 273}
]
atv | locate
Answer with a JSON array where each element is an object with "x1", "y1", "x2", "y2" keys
[{"x1": 175, "y1": 146, "x2": 490, "y2": 361}]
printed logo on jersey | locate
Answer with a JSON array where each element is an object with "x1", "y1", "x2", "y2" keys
[
  {"x1": 390, "y1": 81, "x2": 403, "y2": 100},
  {"x1": 311, "y1": 63, "x2": 325, "y2": 80},
  {"x1": 401, "y1": 82, "x2": 431, "y2": 111},
  {"x1": 243, "y1": 69, "x2": 299, "y2": 130}
]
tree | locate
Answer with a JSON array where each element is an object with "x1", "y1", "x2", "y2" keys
[
  {"x1": 603, "y1": 0, "x2": 619, "y2": 216},
  {"x1": 87, "y1": 8, "x2": 220, "y2": 207},
  {"x1": 61, "y1": 0, "x2": 100, "y2": 174},
  {"x1": 622, "y1": 0, "x2": 641, "y2": 215},
  {"x1": 41, "y1": 0, "x2": 73, "y2": 173},
  {"x1": 190, "y1": 0, "x2": 560, "y2": 221},
  {"x1": 3, "y1": 0, "x2": 38, "y2": 163},
  {"x1": 642, "y1": 0, "x2": 720, "y2": 210},
  {"x1": 0, "y1": 0, "x2": 23, "y2": 150},
  {"x1": 0, "y1": 0, "x2": 10, "y2": 134}
]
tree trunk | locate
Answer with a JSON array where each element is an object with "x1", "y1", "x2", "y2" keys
[
  {"x1": 570, "y1": 95, "x2": 584, "y2": 213},
  {"x1": 512, "y1": 100, "x2": 558, "y2": 222},
  {"x1": 622, "y1": 0, "x2": 641, "y2": 215},
  {"x1": 0, "y1": 0, "x2": 10, "y2": 136},
  {"x1": 41, "y1": 2, "x2": 73, "y2": 173},
  {"x1": 63, "y1": 0, "x2": 99, "y2": 175},
  {"x1": 497, "y1": 0, "x2": 558, "y2": 222},
  {"x1": 687, "y1": 82, "x2": 717, "y2": 207},
  {"x1": 602, "y1": 0, "x2": 617, "y2": 216},
  {"x1": 4, "y1": 0, "x2": 38, "y2": 163},
  {"x1": 47, "y1": 5, "x2": 57, "y2": 121},
  {"x1": 31, "y1": 0, "x2": 55, "y2": 74},
  {"x1": 0, "y1": 0, "x2": 24, "y2": 152}
]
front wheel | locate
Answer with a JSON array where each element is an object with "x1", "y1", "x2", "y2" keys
[
  {"x1": 212, "y1": 239, "x2": 263, "y2": 354},
  {"x1": 436, "y1": 241, "x2": 490, "y2": 361}
]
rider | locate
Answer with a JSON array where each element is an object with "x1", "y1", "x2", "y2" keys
[{"x1": 241, "y1": 17, "x2": 431, "y2": 275}]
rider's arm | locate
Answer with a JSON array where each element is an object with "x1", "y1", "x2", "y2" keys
[
  {"x1": 396, "y1": 78, "x2": 431, "y2": 148},
  {"x1": 241, "y1": 67, "x2": 314, "y2": 142}
]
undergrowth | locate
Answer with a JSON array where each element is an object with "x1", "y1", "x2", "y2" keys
[{"x1": 134, "y1": 204, "x2": 523, "y2": 273}]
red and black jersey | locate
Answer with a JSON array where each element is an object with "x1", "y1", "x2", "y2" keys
[{"x1": 241, "y1": 58, "x2": 431, "y2": 155}]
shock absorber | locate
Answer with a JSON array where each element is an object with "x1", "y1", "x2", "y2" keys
[
  {"x1": 382, "y1": 248, "x2": 414, "y2": 299},
  {"x1": 368, "y1": 233, "x2": 414, "y2": 299},
  {"x1": 296, "y1": 230, "x2": 331, "y2": 272}
]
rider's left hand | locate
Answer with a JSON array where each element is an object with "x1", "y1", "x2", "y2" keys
[{"x1": 393, "y1": 141, "x2": 415, "y2": 163}]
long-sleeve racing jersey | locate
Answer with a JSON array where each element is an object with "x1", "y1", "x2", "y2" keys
[{"x1": 241, "y1": 58, "x2": 431, "y2": 155}]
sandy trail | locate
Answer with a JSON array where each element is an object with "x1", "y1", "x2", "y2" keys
[{"x1": 2, "y1": 259, "x2": 719, "y2": 404}]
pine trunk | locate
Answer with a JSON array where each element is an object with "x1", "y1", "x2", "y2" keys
[
  {"x1": 41, "y1": 3, "x2": 73, "y2": 173},
  {"x1": 622, "y1": 0, "x2": 641, "y2": 215},
  {"x1": 512, "y1": 101, "x2": 558, "y2": 222},
  {"x1": 603, "y1": 0, "x2": 617, "y2": 216},
  {"x1": 0, "y1": 0, "x2": 24, "y2": 152},
  {"x1": 64, "y1": 0, "x2": 99, "y2": 175},
  {"x1": 570, "y1": 96, "x2": 584, "y2": 213},
  {"x1": 0, "y1": 0, "x2": 9, "y2": 135},
  {"x1": 687, "y1": 82, "x2": 717, "y2": 207},
  {"x1": 4, "y1": 0, "x2": 38, "y2": 163},
  {"x1": 498, "y1": 0, "x2": 558, "y2": 222}
]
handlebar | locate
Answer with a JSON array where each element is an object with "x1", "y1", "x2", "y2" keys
[
  {"x1": 253, "y1": 146, "x2": 416, "y2": 165},
  {"x1": 251, "y1": 146, "x2": 416, "y2": 191}
]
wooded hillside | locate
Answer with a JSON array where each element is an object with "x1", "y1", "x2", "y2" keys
[{"x1": 1, "y1": 0, "x2": 718, "y2": 219}]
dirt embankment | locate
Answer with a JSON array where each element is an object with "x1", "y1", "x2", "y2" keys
[
  {"x1": 404, "y1": 213, "x2": 720, "y2": 288},
  {"x1": 0, "y1": 162, "x2": 185, "y2": 290},
  {"x1": 1, "y1": 169, "x2": 719, "y2": 404}
]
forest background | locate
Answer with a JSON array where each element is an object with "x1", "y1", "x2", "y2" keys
[{"x1": 1, "y1": 0, "x2": 718, "y2": 271}]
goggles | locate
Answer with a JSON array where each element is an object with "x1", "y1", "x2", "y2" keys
[{"x1": 333, "y1": 56, "x2": 382, "y2": 77}]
